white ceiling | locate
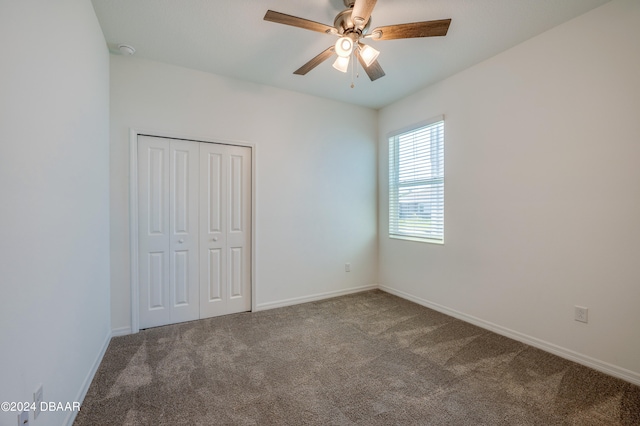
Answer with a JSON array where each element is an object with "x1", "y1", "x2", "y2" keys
[{"x1": 91, "y1": 0, "x2": 610, "y2": 110}]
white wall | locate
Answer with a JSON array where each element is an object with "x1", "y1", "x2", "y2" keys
[
  {"x1": 110, "y1": 56, "x2": 378, "y2": 332},
  {"x1": 378, "y1": 0, "x2": 640, "y2": 383},
  {"x1": 0, "y1": 1, "x2": 111, "y2": 425}
]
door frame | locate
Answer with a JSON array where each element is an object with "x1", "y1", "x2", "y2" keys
[{"x1": 129, "y1": 128, "x2": 257, "y2": 334}]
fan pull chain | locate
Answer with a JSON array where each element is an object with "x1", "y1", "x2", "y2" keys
[{"x1": 351, "y1": 50, "x2": 356, "y2": 88}]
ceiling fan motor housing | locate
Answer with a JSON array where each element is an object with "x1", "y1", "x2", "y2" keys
[{"x1": 334, "y1": 8, "x2": 371, "y2": 36}]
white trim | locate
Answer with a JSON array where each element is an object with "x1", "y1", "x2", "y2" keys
[
  {"x1": 129, "y1": 129, "x2": 139, "y2": 333},
  {"x1": 132, "y1": 128, "x2": 254, "y2": 149},
  {"x1": 250, "y1": 144, "x2": 257, "y2": 312},
  {"x1": 111, "y1": 326, "x2": 132, "y2": 337},
  {"x1": 387, "y1": 118, "x2": 445, "y2": 244},
  {"x1": 129, "y1": 128, "x2": 257, "y2": 333},
  {"x1": 379, "y1": 285, "x2": 640, "y2": 387},
  {"x1": 255, "y1": 284, "x2": 378, "y2": 311},
  {"x1": 63, "y1": 331, "x2": 111, "y2": 426},
  {"x1": 389, "y1": 235, "x2": 444, "y2": 245},
  {"x1": 386, "y1": 114, "x2": 445, "y2": 139}
]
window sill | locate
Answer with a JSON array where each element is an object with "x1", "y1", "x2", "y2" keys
[{"x1": 389, "y1": 235, "x2": 444, "y2": 245}]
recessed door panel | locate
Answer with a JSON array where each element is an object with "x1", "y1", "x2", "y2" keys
[
  {"x1": 229, "y1": 155, "x2": 243, "y2": 233},
  {"x1": 229, "y1": 247, "x2": 242, "y2": 298},
  {"x1": 148, "y1": 252, "x2": 165, "y2": 309},
  {"x1": 207, "y1": 153, "x2": 222, "y2": 233},
  {"x1": 148, "y1": 148, "x2": 165, "y2": 235},
  {"x1": 208, "y1": 248, "x2": 222, "y2": 302},
  {"x1": 173, "y1": 150, "x2": 190, "y2": 234},
  {"x1": 173, "y1": 251, "x2": 189, "y2": 306}
]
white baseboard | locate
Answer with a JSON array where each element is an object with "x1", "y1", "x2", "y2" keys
[
  {"x1": 111, "y1": 326, "x2": 132, "y2": 337},
  {"x1": 379, "y1": 285, "x2": 640, "y2": 387},
  {"x1": 255, "y1": 284, "x2": 378, "y2": 311},
  {"x1": 115, "y1": 286, "x2": 379, "y2": 333},
  {"x1": 63, "y1": 330, "x2": 111, "y2": 426}
]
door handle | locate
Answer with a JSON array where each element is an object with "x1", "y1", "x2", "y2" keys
[
  {"x1": 178, "y1": 239, "x2": 184, "y2": 244},
  {"x1": 212, "y1": 237, "x2": 218, "y2": 242}
]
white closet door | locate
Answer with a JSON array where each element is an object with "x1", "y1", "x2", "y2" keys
[
  {"x1": 199, "y1": 143, "x2": 252, "y2": 318},
  {"x1": 138, "y1": 136, "x2": 199, "y2": 329}
]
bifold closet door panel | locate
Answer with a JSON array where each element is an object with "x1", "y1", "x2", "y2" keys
[
  {"x1": 138, "y1": 136, "x2": 200, "y2": 328},
  {"x1": 199, "y1": 143, "x2": 252, "y2": 318},
  {"x1": 225, "y1": 144, "x2": 252, "y2": 315},
  {"x1": 168, "y1": 139, "x2": 200, "y2": 324},
  {"x1": 199, "y1": 143, "x2": 226, "y2": 318}
]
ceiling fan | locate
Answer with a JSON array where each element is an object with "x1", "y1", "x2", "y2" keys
[{"x1": 264, "y1": 0, "x2": 451, "y2": 82}]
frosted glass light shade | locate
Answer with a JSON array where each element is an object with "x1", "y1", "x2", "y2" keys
[
  {"x1": 359, "y1": 44, "x2": 380, "y2": 67},
  {"x1": 332, "y1": 56, "x2": 350, "y2": 73},
  {"x1": 334, "y1": 37, "x2": 354, "y2": 57}
]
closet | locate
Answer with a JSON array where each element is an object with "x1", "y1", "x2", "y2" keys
[{"x1": 137, "y1": 135, "x2": 251, "y2": 329}]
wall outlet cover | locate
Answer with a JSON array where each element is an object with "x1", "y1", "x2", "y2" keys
[
  {"x1": 575, "y1": 306, "x2": 588, "y2": 323},
  {"x1": 18, "y1": 409, "x2": 29, "y2": 425}
]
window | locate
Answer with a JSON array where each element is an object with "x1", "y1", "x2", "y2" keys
[{"x1": 389, "y1": 117, "x2": 444, "y2": 243}]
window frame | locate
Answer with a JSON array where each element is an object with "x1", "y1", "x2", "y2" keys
[{"x1": 388, "y1": 116, "x2": 445, "y2": 244}]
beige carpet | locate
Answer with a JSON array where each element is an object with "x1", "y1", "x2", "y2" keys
[{"x1": 75, "y1": 290, "x2": 640, "y2": 425}]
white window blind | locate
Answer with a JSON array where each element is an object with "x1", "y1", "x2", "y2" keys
[{"x1": 389, "y1": 117, "x2": 444, "y2": 243}]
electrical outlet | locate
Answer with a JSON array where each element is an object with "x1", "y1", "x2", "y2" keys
[
  {"x1": 34, "y1": 384, "x2": 43, "y2": 419},
  {"x1": 17, "y1": 409, "x2": 29, "y2": 426},
  {"x1": 345, "y1": 263, "x2": 351, "y2": 272},
  {"x1": 575, "y1": 306, "x2": 588, "y2": 323}
]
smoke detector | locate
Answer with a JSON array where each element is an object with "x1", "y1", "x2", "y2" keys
[{"x1": 117, "y1": 44, "x2": 136, "y2": 56}]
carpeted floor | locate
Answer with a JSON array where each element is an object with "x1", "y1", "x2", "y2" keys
[{"x1": 74, "y1": 290, "x2": 640, "y2": 425}]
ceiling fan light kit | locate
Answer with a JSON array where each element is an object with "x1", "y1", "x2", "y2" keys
[
  {"x1": 358, "y1": 43, "x2": 379, "y2": 67},
  {"x1": 264, "y1": 0, "x2": 451, "y2": 84},
  {"x1": 332, "y1": 56, "x2": 351, "y2": 73},
  {"x1": 335, "y1": 37, "x2": 355, "y2": 58}
]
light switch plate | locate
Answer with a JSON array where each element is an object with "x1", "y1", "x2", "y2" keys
[{"x1": 34, "y1": 384, "x2": 43, "y2": 419}]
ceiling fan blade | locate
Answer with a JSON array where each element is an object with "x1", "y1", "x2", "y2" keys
[
  {"x1": 351, "y1": 0, "x2": 377, "y2": 28},
  {"x1": 356, "y1": 50, "x2": 385, "y2": 81},
  {"x1": 372, "y1": 19, "x2": 451, "y2": 40},
  {"x1": 264, "y1": 10, "x2": 336, "y2": 34},
  {"x1": 294, "y1": 46, "x2": 335, "y2": 75}
]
